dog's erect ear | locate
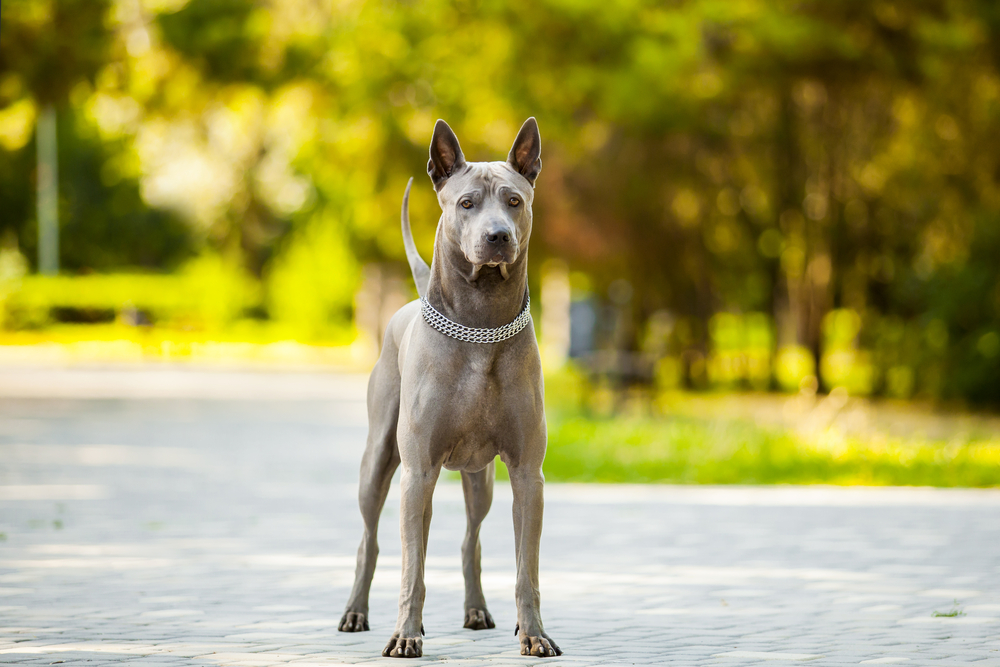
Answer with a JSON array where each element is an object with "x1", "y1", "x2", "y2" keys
[
  {"x1": 507, "y1": 117, "x2": 542, "y2": 186},
  {"x1": 427, "y1": 119, "x2": 466, "y2": 191}
]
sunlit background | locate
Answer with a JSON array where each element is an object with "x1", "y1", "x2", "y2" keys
[{"x1": 2, "y1": 0, "x2": 999, "y2": 485}]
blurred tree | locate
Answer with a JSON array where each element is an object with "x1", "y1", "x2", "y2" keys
[
  {"x1": 2, "y1": 0, "x2": 999, "y2": 402},
  {"x1": 0, "y1": 0, "x2": 196, "y2": 271},
  {"x1": 0, "y1": 0, "x2": 110, "y2": 105}
]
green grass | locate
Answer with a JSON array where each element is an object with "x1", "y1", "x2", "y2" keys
[
  {"x1": 932, "y1": 601, "x2": 966, "y2": 617},
  {"x1": 533, "y1": 368, "x2": 1000, "y2": 487},
  {"x1": 542, "y1": 411, "x2": 1000, "y2": 486}
]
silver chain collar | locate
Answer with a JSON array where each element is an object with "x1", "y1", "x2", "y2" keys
[{"x1": 420, "y1": 295, "x2": 531, "y2": 344}]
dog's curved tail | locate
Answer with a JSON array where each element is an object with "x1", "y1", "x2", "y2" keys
[{"x1": 401, "y1": 177, "x2": 430, "y2": 297}]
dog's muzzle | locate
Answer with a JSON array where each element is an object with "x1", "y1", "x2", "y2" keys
[{"x1": 465, "y1": 225, "x2": 517, "y2": 280}]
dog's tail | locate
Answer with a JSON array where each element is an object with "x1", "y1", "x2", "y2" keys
[{"x1": 401, "y1": 177, "x2": 430, "y2": 298}]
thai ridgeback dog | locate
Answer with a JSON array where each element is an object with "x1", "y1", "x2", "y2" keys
[{"x1": 338, "y1": 118, "x2": 560, "y2": 659}]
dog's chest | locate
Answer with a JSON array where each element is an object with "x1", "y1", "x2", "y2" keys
[
  {"x1": 412, "y1": 359, "x2": 533, "y2": 472},
  {"x1": 441, "y1": 437, "x2": 497, "y2": 472}
]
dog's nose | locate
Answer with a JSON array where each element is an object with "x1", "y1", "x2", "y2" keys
[{"x1": 485, "y1": 227, "x2": 512, "y2": 245}]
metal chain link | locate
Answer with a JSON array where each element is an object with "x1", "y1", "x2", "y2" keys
[{"x1": 420, "y1": 295, "x2": 531, "y2": 344}]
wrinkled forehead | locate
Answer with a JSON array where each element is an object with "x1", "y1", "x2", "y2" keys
[{"x1": 442, "y1": 162, "x2": 532, "y2": 200}]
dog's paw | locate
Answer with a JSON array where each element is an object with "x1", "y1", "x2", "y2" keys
[
  {"x1": 338, "y1": 611, "x2": 369, "y2": 632},
  {"x1": 518, "y1": 631, "x2": 561, "y2": 657},
  {"x1": 463, "y1": 607, "x2": 495, "y2": 630},
  {"x1": 382, "y1": 634, "x2": 423, "y2": 658}
]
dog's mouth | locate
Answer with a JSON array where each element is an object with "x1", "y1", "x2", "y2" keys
[
  {"x1": 469, "y1": 262, "x2": 510, "y2": 281},
  {"x1": 466, "y1": 247, "x2": 517, "y2": 281},
  {"x1": 485, "y1": 252, "x2": 510, "y2": 279}
]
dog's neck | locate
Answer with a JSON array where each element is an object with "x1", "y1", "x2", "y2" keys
[{"x1": 425, "y1": 220, "x2": 529, "y2": 330}]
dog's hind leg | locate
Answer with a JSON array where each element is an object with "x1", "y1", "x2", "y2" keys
[
  {"x1": 460, "y1": 459, "x2": 496, "y2": 630},
  {"x1": 339, "y1": 356, "x2": 401, "y2": 633}
]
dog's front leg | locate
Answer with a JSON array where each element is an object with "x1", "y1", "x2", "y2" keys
[
  {"x1": 383, "y1": 463, "x2": 439, "y2": 658},
  {"x1": 509, "y1": 464, "x2": 562, "y2": 657}
]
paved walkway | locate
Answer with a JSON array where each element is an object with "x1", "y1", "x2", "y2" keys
[{"x1": 1, "y1": 367, "x2": 999, "y2": 666}]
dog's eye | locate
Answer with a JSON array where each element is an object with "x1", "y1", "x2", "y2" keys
[
  {"x1": 460, "y1": 200, "x2": 473, "y2": 209},
  {"x1": 509, "y1": 197, "x2": 520, "y2": 207}
]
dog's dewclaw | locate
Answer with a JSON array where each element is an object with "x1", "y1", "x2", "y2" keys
[{"x1": 520, "y1": 635, "x2": 561, "y2": 657}]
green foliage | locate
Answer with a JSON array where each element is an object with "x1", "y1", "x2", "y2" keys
[
  {"x1": 2, "y1": 254, "x2": 259, "y2": 329},
  {"x1": 775, "y1": 346, "x2": 816, "y2": 392},
  {"x1": 157, "y1": 0, "x2": 268, "y2": 83},
  {"x1": 266, "y1": 216, "x2": 360, "y2": 337},
  {"x1": 0, "y1": 0, "x2": 111, "y2": 105},
  {"x1": 0, "y1": 102, "x2": 197, "y2": 274},
  {"x1": 58, "y1": 110, "x2": 196, "y2": 272},
  {"x1": 2, "y1": 0, "x2": 1000, "y2": 404},
  {"x1": 707, "y1": 312, "x2": 773, "y2": 389}
]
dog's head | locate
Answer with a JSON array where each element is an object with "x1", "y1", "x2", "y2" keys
[{"x1": 427, "y1": 118, "x2": 541, "y2": 280}]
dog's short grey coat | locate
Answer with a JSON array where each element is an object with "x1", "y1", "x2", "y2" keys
[{"x1": 338, "y1": 118, "x2": 560, "y2": 659}]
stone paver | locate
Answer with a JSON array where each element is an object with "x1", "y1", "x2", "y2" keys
[{"x1": 1, "y1": 366, "x2": 999, "y2": 666}]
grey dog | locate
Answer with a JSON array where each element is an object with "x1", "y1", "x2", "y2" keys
[{"x1": 337, "y1": 118, "x2": 561, "y2": 659}]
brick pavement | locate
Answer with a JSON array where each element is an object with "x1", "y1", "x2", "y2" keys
[{"x1": 1, "y1": 367, "x2": 998, "y2": 666}]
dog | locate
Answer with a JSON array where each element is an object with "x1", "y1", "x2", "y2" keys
[{"x1": 337, "y1": 118, "x2": 561, "y2": 659}]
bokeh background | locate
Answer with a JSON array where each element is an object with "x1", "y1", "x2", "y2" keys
[{"x1": 2, "y1": 0, "x2": 999, "y2": 485}]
